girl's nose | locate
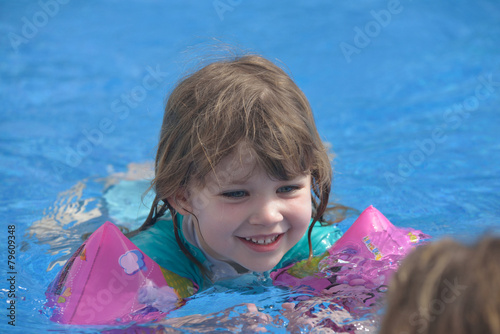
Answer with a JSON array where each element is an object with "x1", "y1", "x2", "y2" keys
[{"x1": 248, "y1": 200, "x2": 283, "y2": 225}]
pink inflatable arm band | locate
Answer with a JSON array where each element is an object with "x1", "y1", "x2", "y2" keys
[
  {"x1": 271, "y1": 206, "x2": 430, "y2": 295},
  {"x1": 45, "y1": 222, "x2": 197, "y2": 325}
]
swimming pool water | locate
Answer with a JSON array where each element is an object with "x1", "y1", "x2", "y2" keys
[{"x1": 1, "y1": 0, "x2": 499, "y2": 332}]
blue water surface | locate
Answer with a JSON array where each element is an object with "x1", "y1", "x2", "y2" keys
[{"x1": 1, "y1": 0, "x2": 499, "y2": 332}]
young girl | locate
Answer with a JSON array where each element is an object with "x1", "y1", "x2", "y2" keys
[{"x1": 128, "y1": 55, "x2": 348, "y2": 294}]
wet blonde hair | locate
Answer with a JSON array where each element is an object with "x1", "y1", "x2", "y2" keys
[
  {"x1": 131, "y1": 55, "x2": 347, "y2": 272},
  {"x1": 380, "y1": 237, "x2": 500, "y2": 334}
]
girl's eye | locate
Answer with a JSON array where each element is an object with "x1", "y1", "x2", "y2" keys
[
  {"x1": 277, "y1": 185, "x2": 300, "y2": 194},
  {"x1": 221, "y1": 190, "x2": 248, "y2": 199}
]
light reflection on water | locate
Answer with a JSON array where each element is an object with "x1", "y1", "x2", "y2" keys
[{"x1": 28, "y1": 162, "x2": 155, "y2": 271}]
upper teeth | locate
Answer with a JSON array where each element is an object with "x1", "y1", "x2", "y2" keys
[{"x1": 245, "y1": 235, "x2": 278, "y2": 245}]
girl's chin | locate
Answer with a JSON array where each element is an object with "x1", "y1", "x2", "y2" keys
[{"x1": 239, "y1": 260, "x2": 280, "y2": 273}]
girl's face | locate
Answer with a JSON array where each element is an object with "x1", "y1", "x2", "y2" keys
[{"x1": 183, "y1": 151, "x2": 312, "y2": 272}]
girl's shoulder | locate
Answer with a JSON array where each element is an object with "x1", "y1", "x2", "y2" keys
[
  {"x1": 277, "y1": 220, "x2": 342, "y2": 269},
  {"x1": 130, "y1": 215, "x2": 206, "y2": 289}
]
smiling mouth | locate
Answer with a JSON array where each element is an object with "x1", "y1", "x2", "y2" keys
[
  {"x1": 238, "y1": 233, "x2": 284, "y2": 247},
  {"x1": 243, "y1": 235, "x2": 279, "y2": 245}
]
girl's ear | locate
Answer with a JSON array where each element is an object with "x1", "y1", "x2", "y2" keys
[{"x1": 167, "y1": 188, "x2": 192, "y2": 215}]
